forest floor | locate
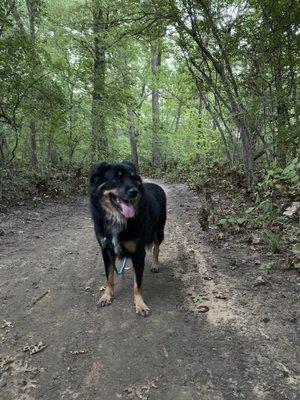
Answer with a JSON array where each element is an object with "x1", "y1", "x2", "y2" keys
[{"x1": 0, "y1": 180, "x2": 299, "y2": 400}]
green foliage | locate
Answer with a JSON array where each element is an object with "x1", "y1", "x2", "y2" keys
[
  {"x1": 0, "y1": 0, "x2": 298, "y2": 209},
  {"x1": 259, "y1": 261, "x2": 277, "y2": 271},
  {"x1": 0, "y1": 167, "x2": 88, "y2": 208},
  {"x1": 32, "y1": 196, "x2": 42, "y2": 205},
  {"x1": 219, "y1": 216, "x2": 246, "y2": 228},
  {"x1": 293, "y1": 243, "x2": 300, "y2": 254},
  {"x1": 192, "y1": 294, "x2": 208, "y2": 303},
  {"x1": 264, "y1": 230, "x2": 281, "y2": 254},
  {"x1": 257, "y1": 159, "x2": 300, "y2": 194}
]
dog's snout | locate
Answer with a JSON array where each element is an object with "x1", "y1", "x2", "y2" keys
[{"x1": 128, "y1": 188, "x2": 138, "y2": 198}]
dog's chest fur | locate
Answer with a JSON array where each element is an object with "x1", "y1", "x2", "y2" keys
[{"x1": 105, "y1": 211, "x2": 127, "y2": 256}]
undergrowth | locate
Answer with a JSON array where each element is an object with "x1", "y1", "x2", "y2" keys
[
  {"x1": 155, "y1": 158, "x2": 300, "y2": 269},
  {"x1": 1, "y1": 158, "x2": 299, "y2": 268},
  {"x1": 0, "y1": 167, "x2": 88, "y2": 210}
]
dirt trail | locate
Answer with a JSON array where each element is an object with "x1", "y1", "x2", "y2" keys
[{"x1": 0, "y1": 180, "x2": 299, "y2": 400}]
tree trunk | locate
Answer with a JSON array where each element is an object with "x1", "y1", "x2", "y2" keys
[
  {"x1": 151, "y1": 40, "x2": 162, "y2": 167},
  {"x1": 179, "y1": 1, "x2": 255, "y2": 189},
  {"x1": 274, "y1": 60, "x2": 289, "y2": 167},
  {"x1": 91, "y1": 2, "x2": 107, "y2": 161},
  {"x1": 0, "y1": 128, "x2": 6, "y2": 167},
  {"x1": 67, "y1": 86, "x2": 77, "y2": 167},
  {"x1": 195, "y1": 96, "x2": 202, "y2": 162},
  {"x1": 127, "y1": 109, "x2": 140, "y2": 172},
  {"x1": 174, "y1": 99, "x2": 183, "y2": 133},
  {"x1": 26, "y1": 0, "x2": 38, "y2": 170},
  {"x1": 30, "y1": 120, "x2": 37, "y2": 169},
  {"x1": 201, "y1": 94, "x2": 233, "y2": 165}
]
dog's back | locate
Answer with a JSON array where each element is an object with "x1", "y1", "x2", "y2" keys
[
  {"x1": 144, "y1": 182, "x2": 166, "y2": 220},
  {"x1": 143, "y1": 183, "x2": 166, "y2": 246}
]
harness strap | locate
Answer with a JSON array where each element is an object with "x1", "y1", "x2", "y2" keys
[{"x1": 100, "y1": 236, "x2": 128, "y2": 276}]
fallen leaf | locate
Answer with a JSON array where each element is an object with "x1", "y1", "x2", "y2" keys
[
  {"x1": 1, "y1": 320, "x2": 13, "y2": 329},
  {"x1": 253, "y1": 276, "x2": 267, "y2": 286},
  {"x1": 214, "y1": 293, "x2": 228, "y2": 300},
  {"x1": 24, "y1": 341, "x2": 48, "y2": 355},
  {"x1": 251, "y1": 234, "x2": 261, "y2": 244},
  {"x1": 283, "y1": 202, "x2": 300, "y2": 217},
  {"x1": 69, "y1": 350, "x2": 87, "y2": 355}
]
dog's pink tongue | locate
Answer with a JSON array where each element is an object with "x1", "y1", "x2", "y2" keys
[{"x1": 119, "y1": 200, "x2": 135, "y2": 218}]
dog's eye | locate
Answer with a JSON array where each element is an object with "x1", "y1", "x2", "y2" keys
[{"x1": 112, "y1": 176, "x2": 120, "y2": 183}]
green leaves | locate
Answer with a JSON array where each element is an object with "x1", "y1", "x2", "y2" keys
[
  {"x1": 218, "y1": 215, "x2": 247, "y2": 229},
  {"x1": 192, "y1": 294, "x2": 208, "y2": 303},
  {"x1": 259, "y1": 261, "x2": 277, "y2": 271}
]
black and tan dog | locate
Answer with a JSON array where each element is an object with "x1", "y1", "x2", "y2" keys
[{"x1": 89, "y1": 161, "x2": 166, "y2": 316}]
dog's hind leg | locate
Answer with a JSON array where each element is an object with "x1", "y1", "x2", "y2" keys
[
  {"x1": 151, "y1": 242, "x2": 160, "y2": 273},
  {"x1": 98, "y1": 249, "x2": 115, "y2": 307},
  {"x1": 132, "y1": 251, "x2": 151, "y2": 317},
  {"x1": 151, "y1": 230, "x2": 163, "y2": 273}
]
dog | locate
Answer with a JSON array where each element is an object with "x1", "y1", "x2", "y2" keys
[{"x1": 89, "y1": 161, "x2": 166, "y2": 316}]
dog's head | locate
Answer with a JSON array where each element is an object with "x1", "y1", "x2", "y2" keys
[{"x1": 90, "y1": 161, "x2": 143, "y2": 219}]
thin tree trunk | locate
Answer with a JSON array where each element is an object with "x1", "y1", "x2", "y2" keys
[
  {"x1": 67, "y1": 86, "x2": 77, "y2": 167},
  {"x1": 26, "y1": 0, "x2": 38, "y2": 170},
  {"x1": 195, "y1": 96, "x2": 202, "y2": 162},
  {"x1": 174, "y1": 99, "x2": 183, "y2": 133},
  {"x1": 201, "y1": 94, "x2": 233, "y2": 165},
  {"x1": 151, "y1": 40, "x2": 162, "y2": 167},
  {"x1": 274, "y1": 59, "x2": 289, "y2": 167},
  {"x1": 30, "y1": 120, "x2": 37, "y2": 169},
  {"x1": 91, "y1": 2, "x2": 106, "y2": 161},
  {"x1": 287, "y1": 27, "x2": 298, "y2": 158},
  {"x1": 287, "y1": 26, "x2": 298, "y2": 127},
  {"x1": 0, "y1": 131, "x2": 6, "y2": 167},
  {"x1": 127, "y1": 109, "x2": 139, "y2": 172},
  {"x1": 179, "y1": 2, "x2": 255, "y2": 188},
  {"x1": 186, "y1": 58, "x2": 253, "y2": 184}
]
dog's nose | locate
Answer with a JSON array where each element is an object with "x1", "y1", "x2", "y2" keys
[{"x1": 128, "y1": 188, "x2": 138, "y2": 198}]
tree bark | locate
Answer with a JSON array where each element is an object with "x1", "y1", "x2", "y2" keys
[
  {"x1": 195, "y1": 96, "x2": 202, "y2": 162},
  {"x1": 0, "y1": 128, "x2": 6, "y2": 167},
  {"x1": 26, "y1": 0, "x2": 38, "y2": 170},
  {"x1": 91, "y1": 2, "x2": 107, "y2": 161},
  {"x1": 30, "y1": 120, "x2": 37, "y2": 169},
  {"x1": 174, "y1": 99, "x2": 183, "y2": 133},
  {"x1": 151, "y1": 40, "x2": 162, "y2": 167},
  {"x1": 127, "y1": 109, "x2": 140, "y2": 172},
  {"x1": 200, "y1": 93, "x2": 233, "y2": 165},
  {"x1": 67, "y1": 85, "x2": 78, "y2": 167},
  {"x1": 274, "y1": 57, "x2": 289, "y2": 167}
]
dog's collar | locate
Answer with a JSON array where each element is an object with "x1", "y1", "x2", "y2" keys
[{"x1": 100, "y1": 236, "x2": 128, "y2": 276}]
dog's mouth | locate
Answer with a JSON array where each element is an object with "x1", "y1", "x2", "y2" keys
[{"x1": 109, "y1": 193, "x2": 135, "y2": 219}]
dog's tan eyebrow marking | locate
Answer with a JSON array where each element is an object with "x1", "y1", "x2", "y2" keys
[{"x1": 117, "y1": 171, "x2": 123, "y2": 176}]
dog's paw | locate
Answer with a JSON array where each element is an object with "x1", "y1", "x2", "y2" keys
[
  {"x1": 98, "y1": 293, "x2": 113, "y2": 307},
  {"x1": 150, "y1": 266, "x2": 160, "y2": 273},
  {"x1": 135, "y1": 305, "x2": 151, "y2": 317},
  {"x1": 135, "y1": 299, "x2": 151, "y2": 317}
]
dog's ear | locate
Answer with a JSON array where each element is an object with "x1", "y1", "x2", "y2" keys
[
  {"x1": 89, "y1": 162, "x2": 110, "y2": 185},
  {"x1": 122, "y1": 161, "x2": 137, "y2": 173}
]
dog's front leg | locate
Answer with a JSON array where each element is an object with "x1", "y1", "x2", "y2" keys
[
  {"x1": 132, "y1": 250, "x2": 151, "y2": 317},
  {"x1": 98, "y1": 248, "x2": 114, "y2": 307}
]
